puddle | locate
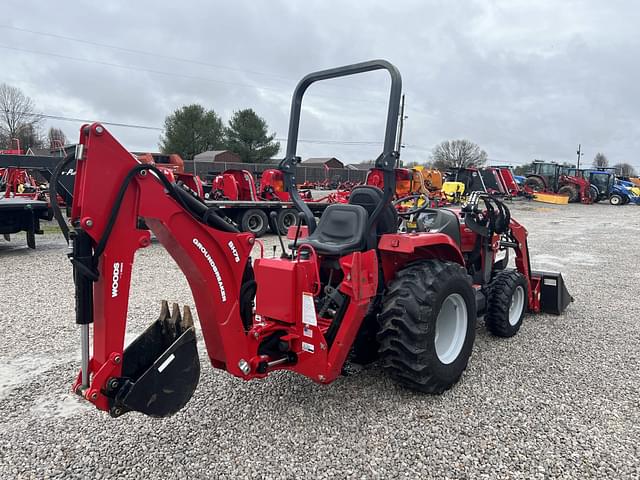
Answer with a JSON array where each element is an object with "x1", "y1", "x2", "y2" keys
[{"x1": 0, "y1": 356, "x2": 57, "y2": 399}]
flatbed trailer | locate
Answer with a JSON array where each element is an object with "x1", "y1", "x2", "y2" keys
[
  {"x1": 0, "y1": 153, "x2": 330, "y2": 240},
  {"x1": 204, "y1": 199, "x2": 331, "y2": 237}
]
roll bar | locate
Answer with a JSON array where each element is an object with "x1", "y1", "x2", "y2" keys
[{"x1": 278, "y1": 59, "x2": 403, "y2": 233}]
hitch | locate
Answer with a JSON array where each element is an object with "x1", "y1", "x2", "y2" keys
[{"x1": 105, "y1": 301, "x2": 200, "y2": 418}]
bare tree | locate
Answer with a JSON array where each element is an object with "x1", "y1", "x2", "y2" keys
[
  {"x1": 431, "y1": 139, "x2": 487, "y2": 170},
  {"x1": 592, "y1": 152, "x2": 608, "y2": 168},
  {"x1": 612, "y1": 162, "x2": 637, "y2": 177},
  {"x1": 48, "y1": 127, "x2": 67, "y2": 148},
  {"x1": 0, "y1": 83, "x2": 42, "y2": 149}
]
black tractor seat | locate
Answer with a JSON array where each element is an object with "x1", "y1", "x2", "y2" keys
[
  {"x1": 416, "y1": 208, "x2": 462, "y2": 248},
  {"x1": 295, "y1": 204, "x2": 368, "y2": 256}
]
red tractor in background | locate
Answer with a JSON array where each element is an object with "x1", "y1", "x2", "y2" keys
[
  {"x1": 52, "y1": 60, "x2": 572, "y2": 419},
  {"x1": 524, "y1": 161, "x2": 594, "y2": 203}
]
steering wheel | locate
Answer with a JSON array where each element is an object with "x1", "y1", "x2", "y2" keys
[{"x1": 393, "y1": 193, "x2": 431, "y2": 217}]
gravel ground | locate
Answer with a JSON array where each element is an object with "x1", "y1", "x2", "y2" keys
[{"x1": 0, "y1": 201, "x2": 639, "y2": 479}]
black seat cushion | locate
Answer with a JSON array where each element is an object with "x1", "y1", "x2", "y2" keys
[
  {"x1": 348, "y1": 185, "x2": 398, "y2": 235},
  {"x1": 416, "y1": 208, "x2": 462, "y2": 247},
  {"x1": 300, "y1": 204, "x2": 368, "y2": 256}
]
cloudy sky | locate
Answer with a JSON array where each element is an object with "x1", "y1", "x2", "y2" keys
[{"x1": 2, "y1": 0, "x2": 639, "y2": 169}]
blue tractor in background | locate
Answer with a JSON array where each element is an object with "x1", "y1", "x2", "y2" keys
[{"x1": 562, "y1": 167, "x2": 640, "y2": 205}]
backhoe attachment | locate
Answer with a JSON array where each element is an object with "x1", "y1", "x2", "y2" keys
[{"x1": 103, "y1": 301, "x2": 199, "y2": 418}]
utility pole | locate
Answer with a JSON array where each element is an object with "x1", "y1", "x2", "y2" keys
[
  {"x1": 396, "y1": 94, "x2": 406, "y2": 167},
  {"x1": 576, "y1": 144, "x2": 583, "y2": 170}
]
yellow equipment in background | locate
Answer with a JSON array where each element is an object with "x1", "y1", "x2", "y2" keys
[{"x1": 442, "y1": 181, "x2": 466, "y2": 203}]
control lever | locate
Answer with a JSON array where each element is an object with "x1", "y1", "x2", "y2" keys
[{"x1": 268, "y1": 211, "x2": 290, "y2": 259}]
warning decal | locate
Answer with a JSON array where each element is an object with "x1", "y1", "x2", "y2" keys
[{"x1": 302, "y1": 292, "x2": 317, "y2": 326}]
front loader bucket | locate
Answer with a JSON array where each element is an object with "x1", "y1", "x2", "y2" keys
[
  {"x1": 532, "y1": 271, "x2": 574, "y2": 315},
  {"x1": 108, "y1": 301, "x2": 200, "y2": 418}
]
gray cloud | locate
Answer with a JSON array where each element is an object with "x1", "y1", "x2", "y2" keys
[{"x1": 1, "y1": 0, "x2": 638, "y2": 169}]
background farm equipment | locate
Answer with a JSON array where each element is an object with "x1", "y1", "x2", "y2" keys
[
  {"x1": 561, "y1": 167, "x2": 639, "y2": 205},
  {"x1": 55, "y1": 60, "x2": 572, "y2": 420},
  {"x1": 525, "y1": 161, "x2": 594, "y2": 204}
]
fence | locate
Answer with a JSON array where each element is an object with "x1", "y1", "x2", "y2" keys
[{"x1": 185, "y1": 161, "x2": 368, "y2": 185}]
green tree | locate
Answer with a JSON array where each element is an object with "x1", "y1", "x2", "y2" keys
[
  {"x1": 160, "y1": 104, "x2": 224, "y2": 159},
  {"x1": 225, "y1": 109, "x2": 280, "y2": 163},
  {"x1": 431, "y1": 139, "x2": 487, "y2": 170}
]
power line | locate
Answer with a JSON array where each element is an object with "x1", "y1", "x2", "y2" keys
[
  {"x1": 0, "y1": 41, "x2": 386, "y2": 105},
  {"x1": 22, "y1": 110, "x2": 400, "y2": 147},
  {"x1": 0, "y1": 24, "x2": 291, "y2": 82},
  {"x1": 0, "y1": 44, "x2": 287, "y2": 94}
]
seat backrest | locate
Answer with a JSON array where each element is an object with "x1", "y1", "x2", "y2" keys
[
  {"x1": 416, "y1": 208, "x2": 462, "y2": 247},
  {"x1": 312, "y1": 204, "x2": 368, "y2": 245},
  {"x1": 348, "y1": 185, "x2": 398, "y2": 235}
]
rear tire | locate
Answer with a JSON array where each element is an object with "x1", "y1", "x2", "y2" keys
[
  {"x1": 524, "y1": 176, "x2": 545, "y2": 192},
  {"x1": 558, "y1": 185, "x2": 578, "y2": 203},
  {"x1": 485, "y1": 270, "x2": 528, "y2": 337},
  {"x1": 589, "y1": 185, "x2": 600, "y2": 203},
  {"x1": 240, "y1": 209, "x2": 268, "y2": 237},
  {"x1": 610, "y1": 194, "x2": 623, "y2": 206},
  {"x1": 378, "y1": 260, "x2": 477, "y2": 394}
]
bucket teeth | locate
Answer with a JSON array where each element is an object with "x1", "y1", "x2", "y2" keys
[
  {"x1": 169, "y1": 302, "x2": 182, "y2": 330},
  {"x1": 158, "y1": 301, "x2": 193, "y2": 334},
  {"x1": 182, "y1": 305, "x2": 194, "y2": 329},
  {"x1": 158, "y1": 300, "x2": 170, "y2": 322}
]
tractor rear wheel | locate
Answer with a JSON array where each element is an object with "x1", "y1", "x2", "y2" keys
[
  {"x1": 485, "y1": 270, "x2": 528, "y2": 337},
  {"x1": 610, "y1": 194, "x2": 623, "y2": 206},
  {"x1": 378, "y1": 260, "x2": 476, "y2": 394},
  {"x1": 240, "y1": 209, "x2": 269, "y2": 237},
  {"x1": 589, "y1": 185, "x2": 600, "y2": 202},
  {"x1": 558, "y1": 185, "x2": 578, "y2": 203},
  {"x1": 524, "y1": 176, "x2": 545, "y2": 192}
]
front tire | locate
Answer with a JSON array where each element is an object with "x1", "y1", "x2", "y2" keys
[
  {"x1": 485, "y1": 270, "x2": 528, "y2": 337},
  {"x1": 558, "y1": 185, "x2": 578, "y2": 203},
  {"x1": 378, "y1": 260, "x2": 477, "y2": 394},
  {"x1": 610, "y1": 194, "x2": 623, "y2": 206}
]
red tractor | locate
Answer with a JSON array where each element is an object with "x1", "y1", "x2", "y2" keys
[
  {"x1": 524, "y1": 161, "x2": 594, "y2": 203},
  {"x1": 52, "y1": 60, "x2": 572, "y2": 418}
]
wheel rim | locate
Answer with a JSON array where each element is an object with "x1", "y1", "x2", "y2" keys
[
  {"x1": 435, "y1": 293, "x2": 468, "y2": 365},
  {"x1": 509, "y1": 286, "x2": 525, "y2": 326},
  {"x1": 247, "y1": 214, "x2": 264, "y2": 232},
  {"x1": 611, "y1": 196, "x2": 620, "y2": 205}
]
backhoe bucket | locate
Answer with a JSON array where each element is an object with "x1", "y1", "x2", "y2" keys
[
  {"x1": 532, "y1": 271, "x2": 574, "y2": 315},
  {"x1": 108, "y1": 301, "x2": 200, "y2": 418}
]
